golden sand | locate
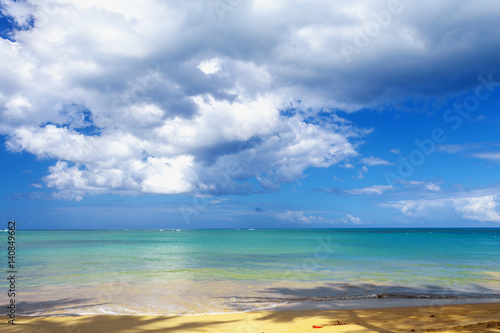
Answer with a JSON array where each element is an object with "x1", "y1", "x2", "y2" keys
[{"x1": 2, "y1": 303, "x2": 499, "y2": 332}]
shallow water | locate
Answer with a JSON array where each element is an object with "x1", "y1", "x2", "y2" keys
[{"x1": 1, "y1": 229, "x2": 499, "y2": 315}]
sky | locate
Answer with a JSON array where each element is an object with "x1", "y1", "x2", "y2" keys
[{"x1": 0, "y1": 0, "x2": 499, "y2": 229}]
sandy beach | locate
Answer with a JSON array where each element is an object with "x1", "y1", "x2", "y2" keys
[{"x1": 3, "y1": 303, "x2": 499, "y2": 332}]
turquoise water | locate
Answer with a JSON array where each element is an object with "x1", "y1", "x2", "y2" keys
[
  {"x1": 11, "y1": 228, "x2": 500, "y2": 285},
  {"x1": 1, "y1": 228, "x2": 499, "y2": 315}
]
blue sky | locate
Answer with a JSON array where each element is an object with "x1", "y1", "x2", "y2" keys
[{"x1": 0, "y1": 0, "x2": 499, "y2": 229}]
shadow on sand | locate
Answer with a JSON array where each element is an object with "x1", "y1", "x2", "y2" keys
[
  {"x1": 220, "y1": 282, "x2": 500, "y2": 308},
  {"x1": 1, "y1": 283, "x2": 498, "y2": 332},
  {"x1": 0, "y1": 297, "x2": 237, "y2": 333},
  {"x1": 219, "y1": 282, "x2": 500, "y2": 333}
]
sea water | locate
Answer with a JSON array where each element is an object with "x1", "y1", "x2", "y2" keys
[{"x1": 1, "y1": 228, "x2": 499, "y2": 315}]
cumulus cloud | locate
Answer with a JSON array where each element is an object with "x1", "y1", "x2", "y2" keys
[
  {"x1": 343, "y1": 214, "x2": 362, "y2": 224},
  {"x1": 386, "y1": 195, "x2": 500, "y2": 222},
  {"x1": 277, "y1": 211, "x2": 316, "y2": 224},
  {"x1": 1, "y1": 0, "x2": 499, "y2": 199}
]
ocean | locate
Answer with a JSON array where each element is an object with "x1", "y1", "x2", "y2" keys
[{"x1": 1, "y1": 228, "x2": 499, "y2": 315}]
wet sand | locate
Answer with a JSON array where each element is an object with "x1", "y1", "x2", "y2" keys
[
  {"x1": 2, "y1": 302, "x2": 499, "y2": 332},
  {"x1": 10, "y1": 280, "x2": 500, "y2": 316}
]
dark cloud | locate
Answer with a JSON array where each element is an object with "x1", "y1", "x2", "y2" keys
[{"x1": 1, "y1": 0, "x2": 499, "y2": 199}]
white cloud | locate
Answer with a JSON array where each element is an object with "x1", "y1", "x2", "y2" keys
[
  {"x1": 209, "y1": 198, "x2": 229, "y2": 205},
  {"x1": 387, "y1": 195, "x2": 500, "y2": 222},
  {"x1": 1, "y1": 0, "x2": 499, "y2": 199},
  {"x1": 362, "y1": 156, "x2": 391, "y2": 166},
  {"x1": 346, "y1": 185, "x2": 394, "y2": 195},
  {"x1": 473, "y1": 152, "x2": 500, "y2": 163},
  {"x1": 437, "y1": 144, "x2": 500, "y2": 163},
  {"x1": 390, "y1": 148, "x2": 401, "y2": 154},
  {"x1": 402, "y1": 180, "x2": 441, "y2": 192},
  {"x1": 437, "y1": 144, "x2": 470, "y2": 154},
  {"x1": 44, "y1": 155, "x2": 196, "y2": 195},
  {"x1": 424, "y1": 183, "x2": 441, "y2": 192},
  {"x1": 277, "y1": 211, "x2": 362, "y2": 225},
  {"x1": 341, "y1": 163, "x2": 355, "y2": 169},
  {"x1": 357, "y1": 165, "x2": 368, "y2": 179},
  {"x1": 3, "y1": 95, "x2": 33, "y2": 121},
  {"x1": 277, "y1": 211, "x2": 315, "y2": 224},
  {"x1": 343, "y1": 214, "x2": 362, "y2": 224},
  {"x1": 197, "y1": 58, "x2": 221, "y2": 75},
  {"x1": 437, "y1": 144, "x2": 500, "y2": 164}
]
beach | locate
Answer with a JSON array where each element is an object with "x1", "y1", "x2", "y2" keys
[
  {"x1": 1, "y1": 229, "x2": 499, "y2": 331},
  {"x1": 3, "y1": 303, "x2": 500, "y2": 332}
]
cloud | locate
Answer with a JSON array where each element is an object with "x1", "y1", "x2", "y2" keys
[
  {"x1": 277, "y1": 211, "x2": 316, "y2": 224},
  {"x1": 424, "y1": 183, "x2": 441, "y2": 192},
  {"x1": 438, "y1": 144, "x2": 500, "y2": 163},
  {"x1": 1, "y1": 0, "x2": 500, "y2": 199},
  {"x1": 383, "y1": 182, "x2": 500, "y2": 222},
  {"x1": 209, "y1": 198, "x2": 229, "y2": 204},
  {"x1": 390, "y1": 148, "x2": 401, "y2": 154},
  {"x1": 472, "y1": 152, "x2": 500, "y2": 163},
  {"x1": 317, "y1": 187, "x2": 344, "y2": 195},
  {"x1": 197, "y1": 58, "x2": 221, "y2": 75},
  {"x1": 400, "y1": 180, "x2": 441, "y2": 192},
  {"x1": 346, "y1": 185, "x2": 394, "y2": 195},
  {"x1": 276, "y1": 210, "x2": 362, "y2": 225},
  {"x1": 343, "y1": 214, "x2": 362, "y2": 224},
  {"x1": 357, "y1": 165, "x2": 368, "y2": 179},
  {"x1": 361, "y1": 156, "x2": 392, "y2": 166},
  {"x1": 437, "y1": 144, "x2": 471, "y2": 154},
  {"x1": 320, "y1": 180, "x2": 441, "y2": 196},
  {"x1": 386, "y1": 195, "x2": 500, "y2": 222},
  {"x1": 341, "y1": 163, "x2": 355, "y2": 169}
]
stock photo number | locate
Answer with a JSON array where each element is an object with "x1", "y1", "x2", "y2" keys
[{"x1": 6, "y1": 221, "x2": 17, "y2": 325}]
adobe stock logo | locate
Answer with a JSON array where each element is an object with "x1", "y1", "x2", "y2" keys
[{"x1": 385, "y1": 74, "x2": 500, "y2": 185}]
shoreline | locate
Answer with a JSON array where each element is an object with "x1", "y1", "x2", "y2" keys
[
  {"x1": 8, "y1": 279, "x2": 499, "y2": 316},
  {"x1": 3, "y1": 302, "x2": 499, "y2": 332},
  {"x1": 6, "y1": 297, "x2": 500, "y2": 317}
]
